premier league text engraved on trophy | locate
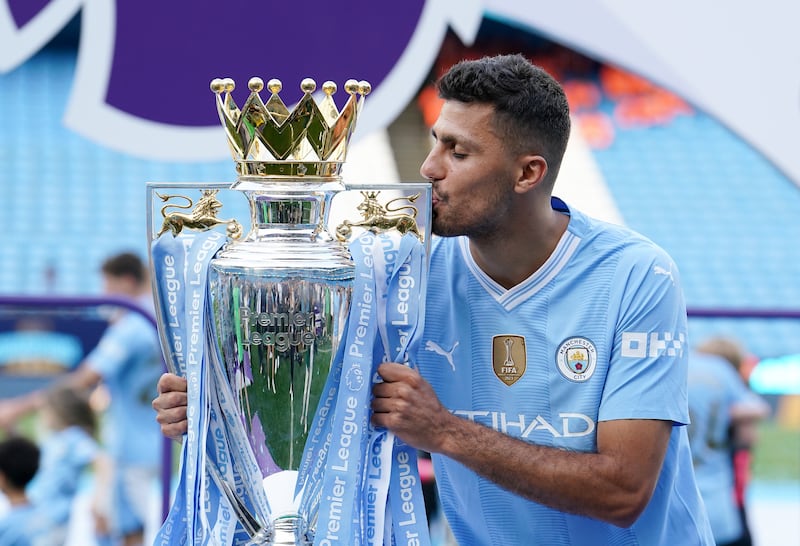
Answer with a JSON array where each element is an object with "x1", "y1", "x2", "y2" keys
[{"x1": 207, "y1": 77, "x2": 368, "y2": 545}]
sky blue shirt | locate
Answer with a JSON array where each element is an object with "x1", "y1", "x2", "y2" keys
[
  {"x1": 687, "y1": 350, "x2": 763, "y2": 543},
  {"x1": 85, "y1": 298, "x2": 162, "y2": 467},
  {"x1": 415, "y1": 198, "x2": 714, "y2": 545},
  {"x1": 0, "y1": 503, "x2": 46, "y2": 546},
  {"x1": 27, "y1": 425, "x2": 98, "y2": 531}
]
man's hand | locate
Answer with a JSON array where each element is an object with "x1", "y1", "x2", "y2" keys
[
  {"x1": 152, "y1": 372, "x2": 188, "y2": 441},
  {"x1": 370, "y1": 362, "x2": 455, "y2": 454}
]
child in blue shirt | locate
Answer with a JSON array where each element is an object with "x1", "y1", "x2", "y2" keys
[
  {"x1": 27, "y1": 384, "x2": 101, "y2": 545},
  {"x1": 0, "y1": 435, "x2": 43, "y2": 546}
]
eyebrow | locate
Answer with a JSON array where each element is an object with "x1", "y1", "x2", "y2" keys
[{"x1": 431, "y1": 128, "x2": 473, "y2": 150}]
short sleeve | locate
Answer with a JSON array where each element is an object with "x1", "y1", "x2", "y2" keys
[
  {"x1": 599, "y1": 249, "x2": 689, "y2": 425},
  {"x1": 84, "y1": 313, "x2": 149, "y2": 378}
]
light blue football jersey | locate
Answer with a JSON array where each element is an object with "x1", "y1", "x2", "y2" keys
[
  {"x1": 416, "y1": 198, "x2": 713, "y2": 545},
  {"x1": 27, "y1": 425, "x2": 98, "y2": 532},
  {"x1": 85, "y1": 298, "x2": 162, "y2": 467},
  {"x1": 0, "y1": 503, "x2": 47, "y2": 546},
  {"x1": 687, "y1": 351, "x2": 763, "y2": 544}
]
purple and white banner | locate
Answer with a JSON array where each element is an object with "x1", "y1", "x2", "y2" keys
[{"x1": 1, "y1": 0, "x2": 797, "y2": 186}]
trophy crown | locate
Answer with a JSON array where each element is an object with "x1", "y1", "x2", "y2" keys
[{"x1": 211, "y1": 76, "x2": 370, "y2": 179}]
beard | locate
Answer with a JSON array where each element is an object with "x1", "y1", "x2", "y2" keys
[{"x1": 431, "y1": 181, "x2": 515, "y2": 239}]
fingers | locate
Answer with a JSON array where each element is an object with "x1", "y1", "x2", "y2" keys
[
  {"x1": 371, "y1": 363, "x2": 426, "y2": 425},
  {"x1": 159, "y1": 422, "x2": 188, "y2": 442},
  {"x1": 153, "y1": 373, "x2": 188, "y2": 441},
  {"x1": 376, "y1": 362, "x2": 417, "y2": 383},
  {"x1": 153, "y1": 397, "x2": 188, "y2": 441},
  {"x1": 371, "y1": 388, "x2": 410, "y2": 415},
  {"x1": 157, "y1": 372, "x2": 187, "y2": 395},
  {"x1": 369, "y1": 365, "x2": 445, "y2": 453},
  {"x1": 152, "y1": 389, "x2": 187, "y2": 412}
]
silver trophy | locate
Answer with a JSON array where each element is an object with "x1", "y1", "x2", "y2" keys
[{"x1": 148, "y1": 76, "x2": 430, "y2": 545}]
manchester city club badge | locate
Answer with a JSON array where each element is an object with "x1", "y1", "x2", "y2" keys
[{"x1": 556, "y1": 337, "x2": 597, "y2": 382}]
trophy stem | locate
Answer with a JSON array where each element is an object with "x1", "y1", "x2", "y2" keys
[{"x1": 245, "y1": 515, "x2": 310, "y2": 546}]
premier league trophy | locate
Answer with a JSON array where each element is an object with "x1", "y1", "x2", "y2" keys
[{"x1": 149, "y1": 74, "x2": 431, "y2": 546}]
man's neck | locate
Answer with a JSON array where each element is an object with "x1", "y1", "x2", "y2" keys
[{"x1": 468, "y1": 207, "x2": 569, "y2": 290}]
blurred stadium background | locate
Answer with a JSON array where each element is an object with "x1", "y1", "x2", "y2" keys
[{"x1": 1, "y1": 5, "x2": 798, "y2": 546}]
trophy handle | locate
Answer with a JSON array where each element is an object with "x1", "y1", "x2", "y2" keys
[
  {"x1": 154, "y1": 190, "x2": 243, "y2": 240},
  {"x1": 333, "y1": 190, "x2": 424, "y2": 242},
  {"x1": 206, "y1": 462, "x2": 267, "y2": 540}
]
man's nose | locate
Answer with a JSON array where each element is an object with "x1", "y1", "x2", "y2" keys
[{"x1": 419, "y1": 149, "x2": 439, "y2": 181}]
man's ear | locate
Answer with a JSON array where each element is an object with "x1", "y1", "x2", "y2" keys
[{"x1": 515, "y1": 155, "x2": 548, "y2": 194}]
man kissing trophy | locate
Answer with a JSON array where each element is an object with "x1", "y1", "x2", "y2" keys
[{"x1": 148, "y1": 75, "x2": 431, "y2": 545}]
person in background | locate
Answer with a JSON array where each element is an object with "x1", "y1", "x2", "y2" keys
[
  {"x1": 154, "y1": 54, "x2": 714, "y2": 545},
  {"x1": 0, "y1": 435, "x2": 43, "y2": 546},
  {"x1": 26, "y1": 384, "x2": 104, "y2": 545},
  {"x1": 0, "y1": 252, "x2": 163, "y2": 546},
  {"x1": 691, "y1": 337, "x2": 770, "y2": 546}
]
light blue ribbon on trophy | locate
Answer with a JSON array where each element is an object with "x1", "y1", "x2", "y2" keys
[
  {"x1": 151, "y1": 231, "x2": 196, "y2": 545},
  {"x1": 152, "y1": 233, "x2": 190, "y2": 377},
  {"x1": 152, "y1": 229, "x2": 270, "y2": 546},
  {"x1": 295, "y1": 229, "x2": 430, "y2": 546},
  {"x1": 311, "y1": 231, "x2": 380, "y2": 546},
  {"x1": 366, "y1": 232, "x2": 430, "y2": 546},
  {"x1": 363, "y1": 232, "x2": 415, "y2": 546},
  {"x1": 294, "y1": 340, "x2": 346, "y2": 541},
  {"x1": 203, "y1": 311, "x2": 273, "y2": 545},
  {"x1": 152, "y1": 230, "x2": 226, "y2": 544}
]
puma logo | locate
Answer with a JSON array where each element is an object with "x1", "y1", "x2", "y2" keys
[
  {"x1": 424, "y1": 340, "x2": 458, "y2": 371},
  {"x1": 653, "y1": 264, "x2": 675, "y2": 285}
]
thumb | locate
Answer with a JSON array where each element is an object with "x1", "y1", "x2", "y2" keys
[{"x1": 377, "y1": 362, "x2": 417, "y2": 383}]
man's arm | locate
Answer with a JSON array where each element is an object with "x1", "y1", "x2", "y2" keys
[
  {"x1": 729, "y1": 391, "x2": 771, "y2": 448},
  {"x1": 371, "y1": 362, "x2": 671, "y2": 528},
  {"x1": 0, "y1": 364, "x2": 101, "y2": 429}
]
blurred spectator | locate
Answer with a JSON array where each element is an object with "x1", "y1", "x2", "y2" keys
[
  {"x1": 27, "y1": 384, "x2": 103, "y2": 544},
  {"x1": 688, "y1": 339, "x2": 771, "y2": 546},
  {"x1": 696, "y1": 337, "x2": 765, "y2": 546},
  {"x1": 697, "y1": 336, "x2": 759, "y2": 385},
  {"x1": 0, "y1": 252, "x2": 163, "y2": 546},
  {"x1": 0, "y1": 435, "x2": 43, "y2": 545}
]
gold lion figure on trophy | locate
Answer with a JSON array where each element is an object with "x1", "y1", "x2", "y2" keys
[
  {"x1": 335, "y1": 191, "x2": 422, "y2": 242},
  {"x1": 156, "y1": 189, "x2": 243, "y2": 239}
]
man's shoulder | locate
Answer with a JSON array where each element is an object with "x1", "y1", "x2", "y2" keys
[
  {"x1": 566, "y1": 211, "x2": 677, "y2": 279},
  {"x1": 571, "y1": 208, "x2": 660, "y2": 251}
]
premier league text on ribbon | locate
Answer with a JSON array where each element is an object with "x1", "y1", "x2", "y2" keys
[
  {"x1": 160, "y1": 253, "x2": 184, "y2": 367},
  {"x1": 317, "y1": 232, "x2": 376, "y2": 546}
]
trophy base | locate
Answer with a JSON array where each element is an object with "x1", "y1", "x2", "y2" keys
[
  {"x1": 248, "y1": 470, "x2": 312, "y2": 545},
  {"x1": 247, "y1": 515, "x2": 311, "y2": 545},
  {"x1": 272, "y1": 515, "x2": 312, "y2": 546}
]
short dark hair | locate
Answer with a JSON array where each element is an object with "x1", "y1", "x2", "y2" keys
[
  {"x1": 0, "y1": 435, "x2": 40, "y2": 490},
  {"x1": 437, "y1": 53, "x2": 571, "y2": 182},
  {"x1": 101, "y1": 252, "x2": 146, "y2": 284}
]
